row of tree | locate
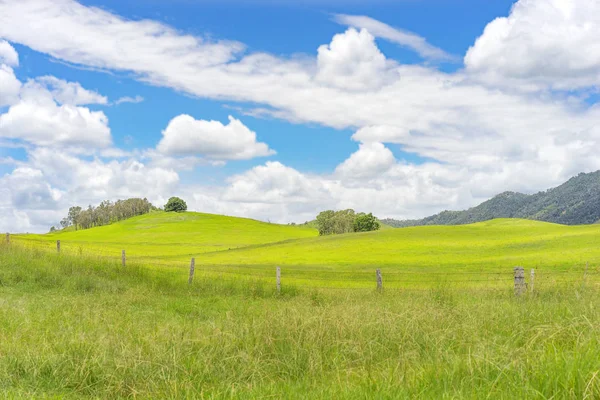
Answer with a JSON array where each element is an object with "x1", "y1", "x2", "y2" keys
[
  {"x1": 60, "y1": 198, "x2": 157, "y2": 231},
  {"x1": 315, "y1": 209, "x2": 380, "y2": 236}
]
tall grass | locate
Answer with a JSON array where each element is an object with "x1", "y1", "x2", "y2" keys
[{"x1": 2, "y1": 244, "x2": 600, "y2": 398}]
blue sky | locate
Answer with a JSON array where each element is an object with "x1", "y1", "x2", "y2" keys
[{"x1": 1, "y1": 0, "x2": 600, "y2": 232}]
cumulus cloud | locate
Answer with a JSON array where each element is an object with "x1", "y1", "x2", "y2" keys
[
  {"x1": 3, "y1": 0, "x2": 600, "y2": 230},
  {"x1": 465, "y1": 0, "x2": 600, "y2": 90},
  {"x1": 335, "y1": 142, "x2": 395, "y2": 179},
  {"x1": 316, "y1": 28, "x2": 393, "y2": 91},
  {"x1": 157, "y1": 115, "x2": 275, "y2": 160},
  {"x1": 0, "y1": 147, "x2": 180, "y2": 232},
  {"x1": 334, "y1": 14, "x2": 457, "y2": 62},
  {"x1": 0, "y1": 39, "x2": 18, "y2": 66},
  {"x1": 0, "y1": 81, "x2": 111, "y2": 147},
  {"x1": 36, "y1": 76, "x2": 108, "y2": 105},
  {"x1": 0, "y1": 64, "x2": 21, "y2": 107}
]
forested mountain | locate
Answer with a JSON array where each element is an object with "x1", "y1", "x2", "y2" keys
[{"x1": 384, "y1": 171, "x2": 600, "y2": 227}]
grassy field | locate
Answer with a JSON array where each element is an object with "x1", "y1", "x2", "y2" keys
[
  {"x1": 4, "y1": 213, "x2": 600, "y2": 397},
  {"x1": 14, "y1": 211, "x2": 318, "y2": 259},
  {"x1": 12, "y1": 213, "x2": 600, "y2": 289},
  {"x1": 1, "y1": 244, "x2": 600, "y2": 398}
]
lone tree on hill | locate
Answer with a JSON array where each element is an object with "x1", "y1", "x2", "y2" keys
[
  {"x1": 354, "y1": 213, "x2": 381, "y2": 232},
  {"x1": 165, "y1": 197, "x2": 187, "y2": 212}
]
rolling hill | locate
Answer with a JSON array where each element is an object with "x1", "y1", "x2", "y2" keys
[
  {"x1": 384, "y1": 170, "x2": 600, "y2": 227},
  {"x1": 14, "y1": 211, "x2": 318, "y2": 262},
  {"x1": 13, "y1": 213, "x2": 600, "y2": 287}
]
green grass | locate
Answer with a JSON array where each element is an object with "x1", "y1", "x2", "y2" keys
[
  {"x1": 13, "y1": 214, "x2": 600, "y2": 288},
  {"x1": 14, "y1": 211, "x2": 318, "y2": 260},
  {"x1": 1, "y1": 244, "x2": 600, "y2": 398},
  {"x1": 5, "y1": 214, "x2": 600, "y2": 397}
]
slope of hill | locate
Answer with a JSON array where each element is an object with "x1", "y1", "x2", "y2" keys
[
  {"x1": 385, "y1": 171, "x2": 600, "y2": 227},
  {"x1": 14, "y1": 211, "x2": 318, "y2": 261},
  {"x1": 198, "y1": 219, "x2": 600, "y2": 275}
]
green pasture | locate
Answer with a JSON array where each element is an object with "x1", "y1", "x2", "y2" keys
[
  {"x1": 1, "y1": 244, "x2": 600, "y2": 398},
  {"x1": 11, "y1": 214, "x2": 600, "y2": 289}
]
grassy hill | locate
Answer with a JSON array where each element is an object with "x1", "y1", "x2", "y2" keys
[
  {"x1": 385, "y1": 170, "x2": 600, "y2": 227},
  {"x1": 14, "y1": 211, "x2": 318, "y2": 261},
  {"x1": 3, "y1": 223, "x2": 600, "y2": 397},
  {"x1": 4, "y1": 213, "x2": 600, "y2": 397},
  {"x1": 12, "y1": 214, "x2": 600, "y2": 288}
]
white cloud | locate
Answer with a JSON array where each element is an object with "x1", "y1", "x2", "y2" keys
[
  {"x1": 316, "y1": 28, "x2": 393, "y2": 91},
  {"x1": 334, "y1": 14, "x2": 457, "y2": 62},
  {"x1": 0, "y1": 64, "x2": 21, "y2": 107},
  {"x1": 0, "y1": 39, "x2": 18, "y2": 66},
  {"x1": 157, "y1": 115, "x2": 275, "y2": 160},
  {"x1": 36, "y1": 76, "x2": 108, "y2": 105},
  {"x1": 0, "y1": 80, "x2": 112, "y2": 147},
  {"x1": 0, "y1": 147, "x2": 180, "y2": 232},
  {"x1": 335, "y1": 142, "x2": 395, "y2": 179},
  {"x1": 115, "y1": 95, "x2": 144, "y2": 105},
  {"x1": 3, "y1": 0, "x2": 600, "y2": 230},
  {"x1": 0, "y1": 0, "x2": 244, "y2": 72},
  {"x1": 465, "y1": 0, "x2": 600, "y2": 90}
]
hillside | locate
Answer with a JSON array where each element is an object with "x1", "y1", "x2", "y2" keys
[
  {"x1": 198, "y1": 219, "x2": 600, "y2": 275},
  {"x1": 15, "y1": 216, "x2": 600, "y2": 287},
  {"x1": 385, "y1": 170, "x2": 600, "y2": 227},
  {"x1": 14, "y1": 211, "x2": 318, "y2": 262}
]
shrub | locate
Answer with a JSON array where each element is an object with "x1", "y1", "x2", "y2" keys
[{"x1": 164, "y1": 197, "x2": 187, "y2": 213}]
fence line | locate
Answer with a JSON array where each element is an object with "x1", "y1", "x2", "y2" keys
[{"x1": 3, "y1": 239, "x2": 598, "y2": 294}]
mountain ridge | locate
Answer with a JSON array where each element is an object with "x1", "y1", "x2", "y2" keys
[{"x1": 384, "y1": 170, "x2": 600, "y2": 227}]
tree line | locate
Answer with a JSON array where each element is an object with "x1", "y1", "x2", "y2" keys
[
  {"x1": 315, "y1": 209, "x2": 380, "y2": 236},
  {"x1": 59, "y1": 198, "x2": 157, "y2": 231}
]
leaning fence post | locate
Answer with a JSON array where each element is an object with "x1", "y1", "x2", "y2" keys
[
  {"x1": 188, "y1": 258, "x2": 195, "y2": 285},
  {"x1": 514, "y1": 267, "x2": 525, "y2": 296},
  {"x1": 276, "y1": 267, "x2": 281, "y2": 293},
  {"x1": 376, "y1": 269, "x2": 383, "y2": 292},
  {"x1": 57, "y1": 240, "x2": 61, "y2": 253},
  {"x1": 530, "y1": 269, "x2": 535, "y2": 293},
  {"x1": 121, "y1": 250, "x2": 126, "y2": 267},
  {"x1": 5, "y1": 233, "x2": 9, "y2": 244}
]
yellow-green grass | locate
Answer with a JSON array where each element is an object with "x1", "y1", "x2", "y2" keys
[
  {"x1": 13, "y1": 211, "x2": 318, "y2": 259},
  {"x1": 13, "y1": 215, "x2": 600, "y2": 289},
  {"x1": 2, "y1": 245, "x2": 600, "y2": 398}
]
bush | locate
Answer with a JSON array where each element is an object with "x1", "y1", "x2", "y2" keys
[
  {"x1": 164, "y1": 197, "x2": 187, "y2": 213},
  {"x1": 354, "y1": 213, "x2": 380, "y2": 232}
]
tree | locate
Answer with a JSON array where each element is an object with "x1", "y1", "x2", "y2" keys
[
  {"x1": 67, "y1": 206, "x2": 82, "y2": 230},
  {"x1": 165, "y1": 197, "x2": 187, "y2": 212},
  {"x1": 316, "y1": 210, "x2": 336, "y2": 235},
  {"x1": 49, "y1": 226, "x2": 57, "y2": 232},
  {"x1": 332, "y1": 209, "x2": 355, "y2": 234},
  {"x1": 354, "y1": 213, "x2": 381, "y2": 232}
]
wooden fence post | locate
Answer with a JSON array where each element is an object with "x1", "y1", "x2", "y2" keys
[
  {"x1": 276, "y1": 267, "x2": 281, "y2": 293},
  {"x1": 5, "y1": 233, "x2": 9, "y2": 244},
  {"x1": 188, "y1": 258, "x2": 195, "y2": 285},
  {"x1": 57, "y1": 240, "x2": 61, "y2": 253},
  {"x1": 121, "y1": 250, "x2": 126, "y2": 267},
  {"x1": 530, "y1": 269, "x2": 535, "y2": 293},
  {"x1": 514, "y1": 267, "x2": 525, "y2": 296},
  {"x1": 376, "y1": 269, "x2": 383, "y2": 292}
]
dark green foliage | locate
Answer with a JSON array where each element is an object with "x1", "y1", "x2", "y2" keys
[
  {"x1": 354, "y1": 213, "x2": 381, "y2": 232},
  {"x1": 384, "y1": 171, "x2": 600, "y2": 227},
  {"x1": 60, "y1": 198, "x2": 156, "y2": 231},
  {"x1": 316, "y1": 209, "x2": 380, "y2": 235},
  {"x1": 316, "y1": 210, "x2": 336, "y2": 235},
  {"x1": 164, "y1": 197, "x2": 188, "y2": 213}
]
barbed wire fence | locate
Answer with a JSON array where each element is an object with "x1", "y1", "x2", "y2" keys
[{"x1": 4, "y1": 234, "x2": 600, "y2": 295}]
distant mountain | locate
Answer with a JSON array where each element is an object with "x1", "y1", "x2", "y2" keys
[{"x1": 384, "y1": 171, "x2": 600, "y2": 227}]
